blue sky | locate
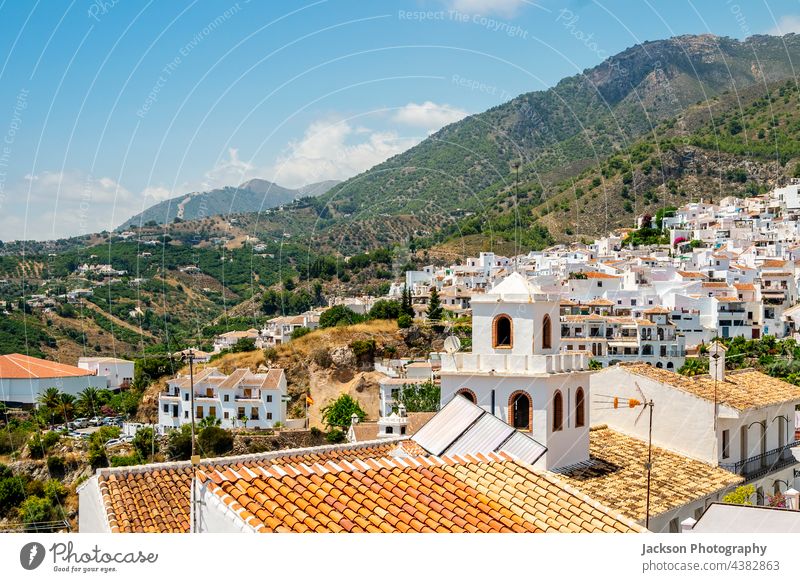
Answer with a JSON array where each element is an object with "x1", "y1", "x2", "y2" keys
[{"x1": 1, "y1": 0, "x2": 799, "y2": 240}]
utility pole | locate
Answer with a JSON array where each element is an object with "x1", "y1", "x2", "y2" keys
[
  {"x1": 644, "y1": 399, "x2": 654, "y2": 531},
  {"x1": 182, "y1": 348, "x2": 199, "y2": 532}
]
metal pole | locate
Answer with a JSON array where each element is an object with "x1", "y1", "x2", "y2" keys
[
  {"x1": 645, "y1": 400, "x2": 654, "y2": 530},
  {"x1": 189, "y1": 349, "x2": 196, "y2": 458}
]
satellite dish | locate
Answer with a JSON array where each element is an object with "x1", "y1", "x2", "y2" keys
[{"x1": 443, "y1": 336, "x2": 461, "y2": 354}]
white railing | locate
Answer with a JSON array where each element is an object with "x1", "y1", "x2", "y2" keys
[{"x1": 438, "y1": 351, "x2": 588, "y2": 374}]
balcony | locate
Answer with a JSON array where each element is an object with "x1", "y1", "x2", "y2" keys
[
  {"x1": 720, "y1": 441, "x2": 800, "y2": 481},
  {"x1": 438, "y1": 351, "x2": 589, "y2": 375}
]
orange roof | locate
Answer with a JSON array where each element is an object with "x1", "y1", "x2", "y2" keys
[
  {"x1": 198, "y1": 452, "x2": 643, "y2": 533},
  {"x1": 97, "y1": 441, "x2": 404, "y2": 533},
  {"x1": 676, "y1": 271, "x2": 706, "y2": 279},
  {"x1": 760, "y1": 260, "x2": 787, "y2": 268},
  {"x1": 583, "y1": 272, "x2": 620, "y2": 279},
  {"x1": 0, "y1": 353, "x2": 94, "y2": 379},
  {"x1": 733, "y1": 283, "x2": 755, "y2": 291},
  {"x1": 701, "y1": 282, "x2": 731, "y2": 288}
]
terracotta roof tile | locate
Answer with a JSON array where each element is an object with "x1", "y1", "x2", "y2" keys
[
  {"x1": 620, "y1": 363, "x2": 800, "y2": 410},
  {"x1": 556, "y1": 426, "x2": 742, "y2": 522}
]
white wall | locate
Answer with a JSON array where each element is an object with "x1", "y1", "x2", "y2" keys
[
  {"x1": 591, "y1": 366, "x2": 718, "y2": 463},
  {"x1": 0, "y1": 374, "x2": 108, "y2": 406},
  {"x1": 77, "y1": 476, "x2": 111, "y2": 533}
]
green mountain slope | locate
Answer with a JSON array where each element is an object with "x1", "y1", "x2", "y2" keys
[{"x1": 268, "y1": 34, "x2": 800, "y2": 253}]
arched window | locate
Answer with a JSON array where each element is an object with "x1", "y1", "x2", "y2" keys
[
  {"x1": 456, "y1": 388, "x2": 477, "y2": 404},
  {"x1": 553, "y1": 390, "x2": 563, "y2": 432},
  {"x1": 656, "y1": 362, "x2": 663, "y2": 368},
  {"x1": 542, "y1": 314, "x2": 552, "y2": 350},
  {"x1": 575, "y1": 387, "x2": 585, "y2": 428},
  {"x1": 641, "y1": 344, "x2": 653, "y2": 356},
  {"x1": 666, "y1": 361, "x2": 674, "y2": 370},
  {"x1": 508, "y1": 391, "x2": 532, "y2": 431},
  {"x1": 493, "y1": 314, "x2": 513, "y2": 348}
]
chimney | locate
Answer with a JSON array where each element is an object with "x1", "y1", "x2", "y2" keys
[
  {"x1": 709, "y1": 341, "x2": 727, "y2": 382},
  {"x1": 785, "y1": 488, "x2": 799, "y2": 511}
]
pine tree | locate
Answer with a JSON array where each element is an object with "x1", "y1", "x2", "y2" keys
[
  {"x1": 401, "y1": 286, "x2": 414, "y2": 317},
  {"x1": 427, "y1": 286, "x2": 443, "y2": 322}
]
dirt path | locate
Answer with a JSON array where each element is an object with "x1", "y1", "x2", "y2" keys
[{"x1": 79, "y1": 300, "x2": 158, "y2": 339}]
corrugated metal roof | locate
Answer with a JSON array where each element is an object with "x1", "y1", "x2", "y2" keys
[
  {"x1": 411, "y1": 396, "x2": 483, "y2": 455},
  {"x1": 499, "y1": 432, "x2": 547, "y2": 465},
  {"x1": 444, "y1": 414, "x2": 514, "y2": 456},
  {"x1": 412, "y1": 395, "x2": 546, "y2": 465}
]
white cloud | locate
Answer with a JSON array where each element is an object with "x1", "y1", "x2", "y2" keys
[
  {"x1": 141, "y1": 186, "x2": 173, "y2": 203},
  {"x1": 7, "y1": 170, "x2": 140, "y2": 240},
  {"x1": 201, "y1": 147, "x2": 256, "y2": 190},
  {"x1": 445, "y1": 0, "x2": 526, "y2": 17},
  {"x1": 392, "y1": 101, "x2": 468, "y2": 132},
  {"x1": 268, "y1": 118, "x2": 420, "y2": 189},
  {"x1": 767, "y1": 15, "x2": 800, "y2": 35}
]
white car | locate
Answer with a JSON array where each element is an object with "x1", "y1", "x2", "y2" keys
[{"x1": 104, "y1": 439, "x2": 124, "y2": 448}]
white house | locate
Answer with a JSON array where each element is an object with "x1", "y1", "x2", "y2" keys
[
  {"x1": 77, "y1": 357, "x2": 134, "y2": 391},
  {"x1": 158, "y1": 367, "x2": 287, "y2": 431},
  {"x1": 592, "y1": 342, "x2": 800, "y2": 515},
  {"x1": 0, "y1": 353, "x2": 107, "y2": 406}
]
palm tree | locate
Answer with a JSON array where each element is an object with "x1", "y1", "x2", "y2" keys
[
  {"x1": 77, "y1": 387, "x2": 100, "y2": 416},
  {"x1": 59, "y1": 393, "x2": 76, "y2": 423},
  {"x1": 37, "y1": 387, "x2": 61, "y2": 410}
]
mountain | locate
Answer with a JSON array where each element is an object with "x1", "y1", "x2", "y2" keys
[
  {"x1": 119, "y1": 179, "x2": 340, "y2": 229},
  {"x1": 255, "y1": 34, "x2": 800, "y2": 253}
]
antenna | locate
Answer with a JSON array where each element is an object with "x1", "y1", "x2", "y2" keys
[
  {"x1": 443, "y1": 335, "x2": 461, "y2": 354},
  {"x1": 595, "y1": 382, "x2": 655, "y2": 531}
]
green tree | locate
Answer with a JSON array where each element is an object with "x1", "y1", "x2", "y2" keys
[
  {"x1": 319, "y1": 305, "x2": 363, "y2": 328},
  {"x1": 397, "y1": 313, "x2": 412, "y2": 328},
  {"x1": 77, "y1": 387, "x2": 101, "y2": 416},
  {"x1": 37, "y1": 387, "x2": 61, "y2": 410},
  {"x1": 231, "y1": 337, "x2": 257, "y2": 352},
  {"x1": 369, "y1": 299, "x2": 401, "y2": 320},
  {"x1": 19, "y1": 495, "x2": 63, "y2": 531},
  {"x1": 197, "y1": 426, "x2": 233, "y2": 456},
  {"x1": 166, "y1": 425, "x2": 193, "y2": 461},
  {"x1": 400, "y1": 286, "x2": 414, "y2": 317},
  {"x1": 132, "y1": 426, "x2": 157, "y2": 461},
  {"x1": 321, "y1": 394, "x2": 366, "y2": 429},
  {"x1": 426, "y1": 287, "x2": 443, "y2": 322},
  {"x1": 396, "y1": 380, "x2": 440, "y2": 412},
  {"x1": 588, "y1": 359, "x2": 603, "y2": 370}
]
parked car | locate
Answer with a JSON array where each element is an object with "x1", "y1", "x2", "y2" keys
[
  {"x1": 104, "y1": 439, "x2": 123, "y2": 448},
  {"x1": 101, "y1": 417, "x2": 116, "y2": 426},
  {"x1": 73, "y1": 418, "x2": 89, "y2": 428},
  {"x1": 89, "y1": 416, "x2": 102, "y2": 426},
  {"x1": 67, "y1": 431, "x2": 83, "y2": 439}
]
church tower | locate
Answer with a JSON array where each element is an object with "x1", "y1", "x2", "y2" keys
[{"x1": 438, "y1": 273, "x2": 591, "y2": 470}]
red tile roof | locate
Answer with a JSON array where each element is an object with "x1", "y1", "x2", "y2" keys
[{"x1": 0, "y1": 353, "x2": 95, "y2": 379}]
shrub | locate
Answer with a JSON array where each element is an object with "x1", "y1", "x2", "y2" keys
[
  {"x1": 368, "y1": 300, "x2": 401, "y2": 320},
  {"x1": 397, "y1": 314, "x2": 412, "y2": 328},
  {"x1": 319, "y1": 305, "x2": 363, "y2": 328},
  {"x1": 312, "y1": 348, "x2": 333, "y2": 368},
  {"x1": 166, "y1": 425, "x2": 193, "y2": 461},
  {"x1": 309, "y1": 427, "x2": 322, "y2": 438},
  {"x1": 110, "y1": 454, "x2": 141, "y2": 467},
  {"x1": 231, "y1": 337, "x2": 257, "y2": 353},
  {"x1": 197, "y1": 426, "x2": 233, "y2": 457},
  {"x1": 28, "y1": 431, "x2": 60, "y2": 459},
  {"x1": 46, "y1": 456, "x2": 66, "y2": 476},
  {"x1": 19, "y1": 495, "x2": 63, "y2": 532},
  {"x1": 0, "y1": 466, "x2": 25, "y2": 515},
  {"x1": 132, "y1": 427, "x2": 157, "y2": 460},
  {"x1": 290, "y1": 327, "x2": 311, "y2": 340},
  {"x1": 43, "y1": 479, "x2": 67, "y2": 503},
  {"x1": 263, "y1": 347, "x2": 279, "y2": 361},
  {"x1": 326, "y1": 428, "x2": 345, "y2": 444},
  {"x1": 87, "y1": 442, "x2": 108, "y2": 469},
  {"x1": 722, "y1": 485, "x2": 755, "y2": 506},
  {"x1": 0, "y1": 426, "x2": 30, "y2": 455}
]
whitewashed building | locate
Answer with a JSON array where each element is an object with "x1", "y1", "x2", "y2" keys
[
  {"x1": 438, "y1": 273, "x2": 593, "y2": 471},
  {"x1": 77, "y1": 357, "x2": 134, "y2": 390},
  {"x1": 158, "y1": 367, "x2": 287, "y2": 431}
]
